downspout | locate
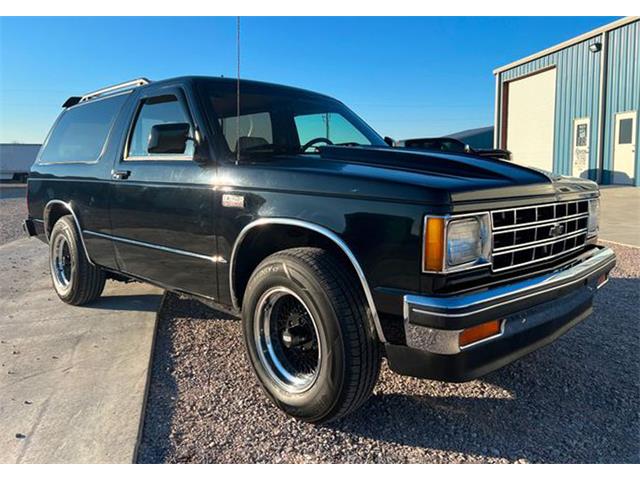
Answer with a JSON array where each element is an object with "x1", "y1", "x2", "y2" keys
[{"x1": 596, "y1": 31, "x2": 609, "y2": 184}]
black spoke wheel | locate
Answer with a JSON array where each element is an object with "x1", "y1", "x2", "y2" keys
[
  {"x1": 254, "y1": 287, "x2": 321, "y2": 393},
  {"x1": 51, "y1": 234, "x2": 73, "y2": 293}
]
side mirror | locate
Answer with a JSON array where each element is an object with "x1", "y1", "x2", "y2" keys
[
  {"x1": 464, "y1": 144, "x2": 472, "y2": 153},
  {"x1": 148, "y1": 123, "x2": 191, "y2": 154},
  {"x1": 383, "y1": 136, "x2": 396, "y2": 147}
]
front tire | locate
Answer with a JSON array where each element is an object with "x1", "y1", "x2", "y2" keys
[
  {"x1": 242, "y1": 247, "x2": 381, "y2": 423},
  {"x1": 49, "y1": 215, "x2": 105, "y2": 305}
]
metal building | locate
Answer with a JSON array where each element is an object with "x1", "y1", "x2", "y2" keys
[{"x1": 493, "y1": 16, "x2": 639, "y2": 186}]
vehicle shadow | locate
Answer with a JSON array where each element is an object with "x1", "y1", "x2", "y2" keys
[
  {"x1": 84, "y1": 293, "x2": 163, "y2": 313},
  {"x1": 331, "y1": 276, "x2": 640, "y2": 463}
]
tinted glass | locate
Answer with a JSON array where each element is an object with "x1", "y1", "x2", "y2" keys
[
  {"x1": 406, "y1": 138, "x2": 466, "y2": 153},
  {"x1": 128, "y1": 95, "x2": 194, "y2": 158},
  {"x1": 39, "y1": 94, "x2": 126, "y2": 163},
  {"x1": 204, "y1": 81, "x2": 385, "y2": 157},
  {"x1": 618, "y1": 118, "x2": 633, "y2": 145},
  {"x1": 441, "y1": 140, "x2": 467, "y2": 153}
]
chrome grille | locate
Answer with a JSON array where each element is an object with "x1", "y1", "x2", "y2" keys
[{"x1": 491, "y1": 200, "x2": 589, "y2": 272}]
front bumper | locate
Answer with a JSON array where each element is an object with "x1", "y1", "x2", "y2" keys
[{"x1": 386, "y1": 246, "x2": 616, "y2": 381}]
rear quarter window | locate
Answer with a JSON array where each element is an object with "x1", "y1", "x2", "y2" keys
[{"x1": 39, "y1": 94, "x2": 127, "y2": 164}]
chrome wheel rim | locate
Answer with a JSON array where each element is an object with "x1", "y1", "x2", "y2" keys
[
  {"x1": 51, "y1": 234, "x2": 72, "y2": 292},
  {"x1": 253, "y1": 287, "x2": 321, "y2": 393}
]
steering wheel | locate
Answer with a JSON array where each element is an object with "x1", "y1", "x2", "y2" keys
[{"x1": 301, "y1": 137, "x2": 334, "y2": 152}]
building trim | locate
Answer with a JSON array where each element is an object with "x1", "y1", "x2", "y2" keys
[
  {"x1": 493, "y1": 73, "x2": 500, "y2": 148},
  {"x1": 493, "y1": 16, "x2": 638, "y2": 74}
]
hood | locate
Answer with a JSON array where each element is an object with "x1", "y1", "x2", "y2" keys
[
  {"x1": 319, "y1": 145, "x2": 548, "y2": 185},
  {"x1": 315, "y1": 145, "x2": 598, "y2": 207},
  {"x1": 232, "y1": 146, "x2": 598, "y2": 209}
]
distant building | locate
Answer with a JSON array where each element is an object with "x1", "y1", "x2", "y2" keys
[
  {"x1": 0, "y1": 143, "x2": 41, "y2": 181},
  {"x1": 493, "y1": 16, "x2": 639, "y2": 186}
]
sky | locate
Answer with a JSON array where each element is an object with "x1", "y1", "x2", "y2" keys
[{"x1": 0, "y1": 16, "x2": 619, "y2": 144}]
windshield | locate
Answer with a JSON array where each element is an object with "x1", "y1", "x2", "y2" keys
[{"x1": 201, "y1": 80, "x2": 385, "y2": 158}]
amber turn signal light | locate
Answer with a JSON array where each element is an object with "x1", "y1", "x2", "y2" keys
[
  {"x1": 459, "y1": 320, "x2": 502, "y2": 347},
  {"x1": 424, "y1": 217, "x2": 445, "y2": 271}
]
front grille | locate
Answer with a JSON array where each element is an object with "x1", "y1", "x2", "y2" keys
[{"x1": 491, "y1": 200, "x2": 589, "y2": 272}]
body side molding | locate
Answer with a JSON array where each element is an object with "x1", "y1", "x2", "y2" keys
[
  {"x1": 229, "y1": 217, "x2": 387, "y2": 343},
  {"x1": 83, "y1": 229, "x2": 227, "y2": 263}
]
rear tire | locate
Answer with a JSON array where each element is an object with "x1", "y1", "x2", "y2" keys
[
  {"x1": 242, "y1": 247, "x2": 381, "y2": 424},
  {"x1": 49, "y1": 215, "x2": 105, "y2": 305}
]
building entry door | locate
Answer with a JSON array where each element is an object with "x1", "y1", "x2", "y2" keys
[
  {"x1": 613, "y1": 111, "x2": 637, "y2": 185},
  {"x1": 572, "y1": 117, "x2": 590, "y2": 178}
]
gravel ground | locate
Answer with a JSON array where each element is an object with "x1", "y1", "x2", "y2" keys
[
  {"x1": 0, "y1": 186, "x2": 28, "y2": 246},
  {"x1": 137, "y1": 241, "x2": 640, "y2": 464}
]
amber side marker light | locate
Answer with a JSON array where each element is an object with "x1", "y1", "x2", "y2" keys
[
  {"x1": 424, "y1": 217, "x2": 445, "y2": 271},
  {"x1": 459, "y1": 320, "x2": 502, "y2": 348}
]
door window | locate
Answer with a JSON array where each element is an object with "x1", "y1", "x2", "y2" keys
[
  {"x1": 576, "y1": 123, "x2": 588, "y2": 147},
  {"x1": 127, "y1": 94, "x2": 194, "y2": 159},
  {"x1": 618, "y1": 118, "x2": 633, "y2": 144}
]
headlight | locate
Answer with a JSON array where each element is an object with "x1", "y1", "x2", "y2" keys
[
  {"x1": 447, "y1": 218, "x2": 482, "y2": 265},
  {"x1": 588, "y1": 198, "x2": 599, "y2": 237},
  {"x1": 423, "y1": 214, "x2": 491, "y2": 272}
]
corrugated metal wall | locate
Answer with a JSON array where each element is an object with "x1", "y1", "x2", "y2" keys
[
  {"x1": 499, "y1": 36, "x2": 603, "y2": 179},
  {"x1": 602, "y1": 21, "x2": 640, "y2": 185}
]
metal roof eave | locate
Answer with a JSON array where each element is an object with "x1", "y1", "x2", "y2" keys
[{"x1": 493, "y1": 16, "x2": 639, "y2": 75}]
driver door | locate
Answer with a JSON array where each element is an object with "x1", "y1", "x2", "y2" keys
[{"x1": 108, "y1": 85, "x2": 219, "y2": 299}]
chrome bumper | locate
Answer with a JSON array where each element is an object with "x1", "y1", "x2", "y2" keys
[{"x1": 404, "y1": 246, "x2": 616, "y2": 355}]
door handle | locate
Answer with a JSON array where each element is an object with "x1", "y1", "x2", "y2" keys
[{"x1": 112, "y1": 170, "x2": 131, "y2": 180}]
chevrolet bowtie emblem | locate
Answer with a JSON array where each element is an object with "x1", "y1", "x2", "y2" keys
[{"x1": 549, "y1": 223, "x2": 565, "y2": 237}]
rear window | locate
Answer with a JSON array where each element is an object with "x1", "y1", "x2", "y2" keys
[{"x1": 39, "y1": 94, "x2": 127, "y2": 164}]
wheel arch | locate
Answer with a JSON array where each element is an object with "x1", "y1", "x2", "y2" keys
[
  {"x1": 43, "y1": 200, "x2": 95, "y2": 265},
  {"x1": 229, "y1": 218, "x2": 386, "y2": 343}
]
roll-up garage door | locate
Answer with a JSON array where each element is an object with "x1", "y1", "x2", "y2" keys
[{"x1": 505, "y1": 68, "x2": 556, "y2": 172}]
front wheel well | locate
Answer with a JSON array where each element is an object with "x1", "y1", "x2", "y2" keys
[{"x1": 232, "y1": 224, "x2": 357, "y2": 309}]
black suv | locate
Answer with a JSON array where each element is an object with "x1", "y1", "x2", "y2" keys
[{"x1": 24, "y1": 76, "x2": 615, "y2": 423}]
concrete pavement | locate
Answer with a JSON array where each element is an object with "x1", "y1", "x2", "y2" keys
[
  {"x1": 599, "y1": 186, "x2": 640, "y2": 247},
  {"x1": 0, "y1": 237, "x2": 162, "y2": 463}
]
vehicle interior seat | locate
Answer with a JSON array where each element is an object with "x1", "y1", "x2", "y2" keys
[{"x1": 236, "y1": 136, "x2": 269, "y2": 153}]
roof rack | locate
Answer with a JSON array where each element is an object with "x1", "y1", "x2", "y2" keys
[{"x1": 62, "y1": 77, "x2": 151, "y2": 108}]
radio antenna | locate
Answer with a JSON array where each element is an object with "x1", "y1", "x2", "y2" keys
[{"x1": 236, "y1": 16, "x2": 241, "y2": 165}]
